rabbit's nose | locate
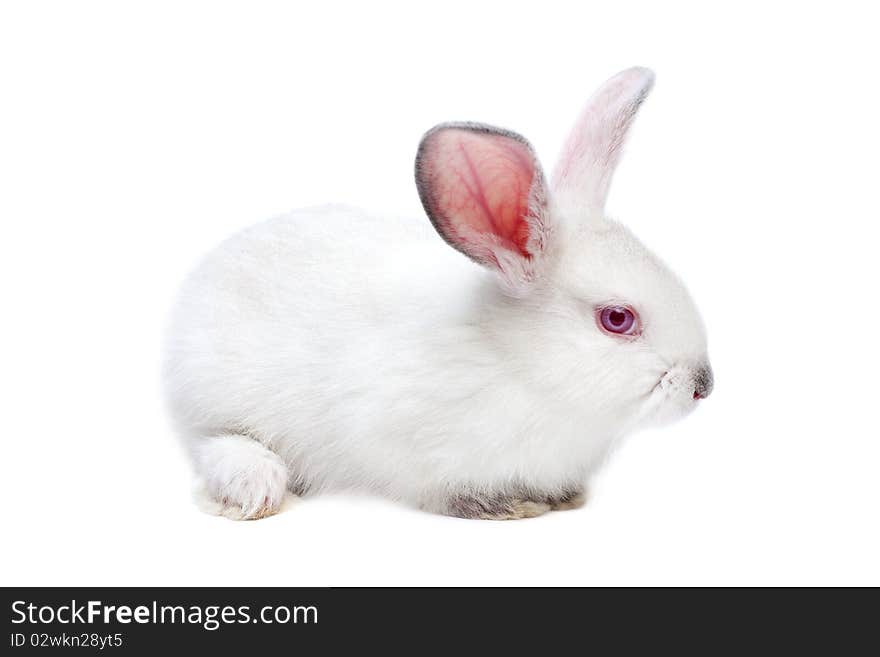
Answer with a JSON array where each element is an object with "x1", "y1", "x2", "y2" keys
[{"x1": 693, "y1": 364, "x2": 714, "y2": 400}]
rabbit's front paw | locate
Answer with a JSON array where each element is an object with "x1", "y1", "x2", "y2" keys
[{"x1": 193, "y1": 434, "x2": 291, "y2": 521}]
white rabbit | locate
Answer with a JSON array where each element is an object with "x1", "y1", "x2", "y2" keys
[{"x1": 164, "y1": 67, "x2": 712, "y2": 521}]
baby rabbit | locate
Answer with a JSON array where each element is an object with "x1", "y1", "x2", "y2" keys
[{"x1": 164, "y1": 67, "x2": 712, "y2": 520}]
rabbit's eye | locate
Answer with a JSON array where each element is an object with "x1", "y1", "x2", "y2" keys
[{"x1": 597, "y1": 305, "x2": 640, "y2": 337}]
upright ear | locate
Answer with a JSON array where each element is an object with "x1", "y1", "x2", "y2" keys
[
  {"x1": 552, "y1": 67, "x2": 655, "y2": 218},
  {"x1": 415, "y1": 122, "x2": 550, "y2": 292}
]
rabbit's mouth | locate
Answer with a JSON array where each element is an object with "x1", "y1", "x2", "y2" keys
[
  {"x1": 657, "y1": 369, "x2": 686, "y2": 395},
  {"x1": 640, "y1": 373, "x2": 697, "y2": 427},
  {"x1": 651, "y1": 371, "x2": 669, "y2": 395}
]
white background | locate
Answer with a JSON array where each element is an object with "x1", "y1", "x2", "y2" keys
[{"x1": 1, "y1": 1, "x2": 878, "y2": 586}]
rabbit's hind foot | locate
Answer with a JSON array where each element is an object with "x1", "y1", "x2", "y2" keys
[
  {"x1": 444, "y1": 495, "x2": 551, "y2": 521},
  {"x1": 545, "y1": 488, "x2": 587, "y2": 511}
]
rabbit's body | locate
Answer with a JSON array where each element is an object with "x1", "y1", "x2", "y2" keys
[
  {"x1": 165, "y1": 68, "x2": 713, "y2": 520},
  {"x1": 166, "y1": 205, "x2": 610, "y2": 515}
]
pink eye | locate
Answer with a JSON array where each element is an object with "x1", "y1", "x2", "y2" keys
[{"x1": 598, "y1": 305, "x2": 640, "y2": 336}]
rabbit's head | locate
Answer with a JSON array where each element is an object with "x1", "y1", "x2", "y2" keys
[{"x1": 415, "y1": 67, "x2": 711, "y2": 431}]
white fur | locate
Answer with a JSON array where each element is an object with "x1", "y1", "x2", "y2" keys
[{"x1": 163, "y1": 67, "x2": 710, "y2": 518}]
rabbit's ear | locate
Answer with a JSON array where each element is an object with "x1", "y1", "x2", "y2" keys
[
  {"x1": 552, "y1": 67, "x2": 655, "y2": 218},
  {"x1": 416, "y1": 122, "x2": 549, "y2": 291}
]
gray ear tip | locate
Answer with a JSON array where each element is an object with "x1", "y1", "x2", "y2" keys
[
  {"x1": 608, "y1": 67, "x2": 655, "y2": 109},
  {"x1": 628, "y1": 66, "x2": 656, "y2": 93},
  {"x1": 608, "y1": 66, "x2": 656, "y2": 98},
  {"x1": 417, "y1": 121, "x2": 532, "y2": 149},
  {"x1": 626, "y1": 65, "x2": 655, "y2": 80},
  {"x1": 414, "y1": 120, "x2": 539, "y2": 199}
]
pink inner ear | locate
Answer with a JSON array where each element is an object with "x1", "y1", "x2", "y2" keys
[{"x1": 424, "y1": 129, "x2": 536, "y2": 258}]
